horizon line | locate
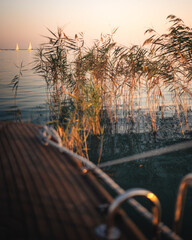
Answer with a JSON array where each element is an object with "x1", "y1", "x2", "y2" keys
[{"x1": 0, "y1": 48, "x2": 36, "y2": 51}]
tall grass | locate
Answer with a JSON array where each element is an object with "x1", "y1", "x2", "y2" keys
[
  {"x1": 33, "y1": 15, "x2": 192, "y2": 158},
  {"x1": 143, "y1": 15, "x2": 192, "y2": 134}
]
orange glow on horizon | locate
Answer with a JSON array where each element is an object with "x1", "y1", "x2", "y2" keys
[{"x1": 0, "y1": 0, "x2": 191, "y2": 49}]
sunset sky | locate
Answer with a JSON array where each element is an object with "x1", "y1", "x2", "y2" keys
[{"x1": 0, "y1": 0, "x2": 191, "y2": 49}]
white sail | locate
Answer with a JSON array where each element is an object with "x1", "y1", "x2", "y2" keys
[
  {"x1": 16, "y1": 43, "x2": 19, "y2": 51},
  {"x1": 28, "y1": 42, "x2": 32, "y2": 51}
]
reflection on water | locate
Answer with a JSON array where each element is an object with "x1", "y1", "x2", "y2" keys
[
  {"x1": 0, "y1": 50, "x2": 49, "y2": 123},
  {"x1": 1, "y1": 50, "x2": 192, "y2": 238}
]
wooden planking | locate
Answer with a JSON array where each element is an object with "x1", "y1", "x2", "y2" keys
[
  {"x1": 0, "y1": 122, "x2": 147, "y2": 240},
  {"x1": 22, "y1": 123, "x2": 100, "y2": 238},
  {"x1": 22, "y1": 123, "x2": 98, "y2": 239}
]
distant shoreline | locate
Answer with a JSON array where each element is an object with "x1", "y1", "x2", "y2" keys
[{"x1": 0, "y1": 49, "x2": 35, "y2": 51}]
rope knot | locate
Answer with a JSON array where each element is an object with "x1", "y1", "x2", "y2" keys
[{"x1": 39, "y1": 125, "x2": 63, "y2": 147}]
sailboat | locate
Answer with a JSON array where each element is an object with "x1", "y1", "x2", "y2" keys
[
  {"x1": 28, "y1": 42, "x2": 32, "y2": 51},
  {"x1": 16, "y1": 43, "x2": 19, "y2": 51}
]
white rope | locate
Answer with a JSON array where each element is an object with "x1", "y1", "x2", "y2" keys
[
  {"x1": 39, "y1": 126, "x2": 123, "y2": 193},
  {"x1": 40, "y1": 126, "x2": 192, "y2": 170},
  {"x1": 39, "y1": 125, "x2": 183, "y2": 240},
  {"x1": 98, "y1": 140, "x2": 192, "y2": 168},
  {"x1": 39, "y1": 125, "x2": 62, "y2": 147}
]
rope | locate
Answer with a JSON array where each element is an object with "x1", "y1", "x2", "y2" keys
[
  {"x1": 98, "y1": 140, "x2": 192, "y2": 168},
  {"x1": 39, "y1": 125, "x2": 183, "y2": 240},
  {"x1": 39, "y1": 126, "x2": 123, "y2": 193},
  {"x1": 39, "y1": 125, "x2": 62, "y2": 147}
]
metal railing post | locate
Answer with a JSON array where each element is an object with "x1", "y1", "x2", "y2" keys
[
  {"x1": 173, "y1": 173, "x2": 192, "y2": 235},
  {"x1": 95, "y1": 188, "x2": 161, "y2": 240}
]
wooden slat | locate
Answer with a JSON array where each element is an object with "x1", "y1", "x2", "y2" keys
[
  {"x1": 0, "y1": 122, "x2": 147, "y2": 240},
  {"x1": 22, "y1": 123, "x2": 93, "y2": 239}
]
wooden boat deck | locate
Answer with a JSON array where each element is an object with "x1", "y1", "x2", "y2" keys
[{"x1": 0, "y1": 122, "x2": 147, "y2": 240}]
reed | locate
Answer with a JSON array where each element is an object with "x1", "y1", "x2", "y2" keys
[
  {"x1": 143, "y1": 15, "x2": 192, "y2": 134},
  {"x1": 33, "y1": 15, "x2": 192, "y2": 159}
]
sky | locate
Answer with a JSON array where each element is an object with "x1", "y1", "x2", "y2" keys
[{"x1": 0, "y1": 0, "x2": 192, "y2": 49}]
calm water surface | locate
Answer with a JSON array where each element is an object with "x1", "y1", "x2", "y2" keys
[
  {"x1": 1, "y1": 50, "x2": 192, "y2": 239},
  {"x1": 0, "y1": 50, "x2": 49, "y2": 123}
]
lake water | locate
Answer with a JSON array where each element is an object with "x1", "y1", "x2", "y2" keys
[
  {"x1": 0, "y1": 50, "x2": 49, "y2": 123},
  {"x1": 1, "y1": 50, "x2": 192, "y2": 239}
]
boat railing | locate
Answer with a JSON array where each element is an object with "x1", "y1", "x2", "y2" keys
[
  {"x1": 173, "y1": 173, "x2": 192, "y2": 235},
  {"x1": 95, "y1": 188, "x2": 161, "y2": 240},
  {"x1": 39, "y1": 125, "x2": 192, "y2": 240}
]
